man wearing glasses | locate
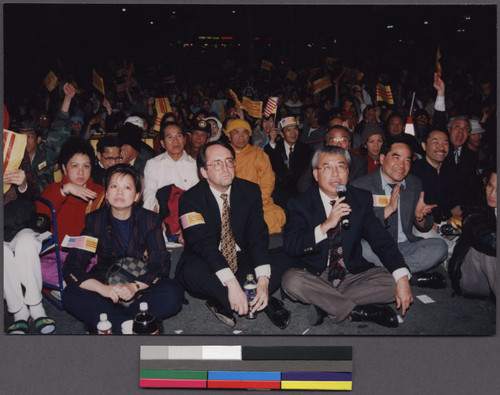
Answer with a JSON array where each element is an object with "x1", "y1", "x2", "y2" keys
[
  {"x1": 92, "y1": 136, "x2": 122, "y2": 185},
  {"x1": 282, "y1": 146, "x2": 413, "y2": 328},
  {"x1": 176, "y1": 141, "x2": 291, "y2": 330}
]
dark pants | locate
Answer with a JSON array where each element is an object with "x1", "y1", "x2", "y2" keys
[
  {"x1": 176, "y1": 247, "x2": 291, "y2": 312},
  {"x1": 63, "y1": 278, "x2": 184, "y2": 333}
]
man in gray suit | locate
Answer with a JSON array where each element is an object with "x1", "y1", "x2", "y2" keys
[{"x1": 351, "y1": 142, "x2": 448, "y2": 288}]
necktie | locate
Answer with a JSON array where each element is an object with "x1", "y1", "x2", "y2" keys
[
  {"x1": 288, "y1": 146, "x2": 293, "y2": 168},
  {"x1": 454, "y1": 148, "x2": 460, "y2": 164},
  {"x1": 220, "y1": 193, "x2": 238, "y2": 273},
  {"x1": 327, "y1": 200, "x2": 346, "y2": 287},
  {"x1": 387, "y1": 183, "x2": 398, "y2": 241}
]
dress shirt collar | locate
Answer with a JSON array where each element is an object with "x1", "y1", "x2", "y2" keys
[{"x1": 379, "y1": 167, "x2": 406, "y2": 193}]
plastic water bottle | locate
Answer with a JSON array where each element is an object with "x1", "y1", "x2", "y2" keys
[
  {"x1": 243, "y1": 274, "x2": 257, "y2": 319},
  {"x1": 132, "y1": 302, "x2": 159, "y2": 335},
  {"x1": 97, "y1": 313, "x2": 112, "y2": 334}
]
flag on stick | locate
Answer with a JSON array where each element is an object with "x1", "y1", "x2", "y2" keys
[
  {"x1": 286, "y1": 70, "x2": 297, "y2": 81},
  {"x1": 376, "y1": 83, "x2": 394, "y2": 105},
  {"x1": 154, "y1": 97, "x2": 173, "y2": 132},
  {"x1": 92, "y1": 69, "x2": 105, "y2": 96},
  {"x1": 261, "y1": 60, "x2": 273, "y2": 71},
  {"x1": 62, "y1": 235, "x2": 98, "y2": 253},
  {"x1": 43, "y1": 71, "x2": 58, "y2": 92},
  {"x1": 164, "y1": 75, "x2": 176, "y2": 84},
  {"x1": 264, "y1": 97, "x2": 279, "y2": 117},
  {"x1": 3, "y1": 130, "x2": 27, "y2": 193},
  {"x1": 229, "y1": 89, "x2": 242, "y2": 109},
  {"x1": 313, "y1": 76, "x2": 332, "y2": 94},
  {"x1": 435, "y1": 46, "x2": 442, "y2": 78},
  {"x1": 242, "y1": 97, "x2": 263, "y2": 119}
]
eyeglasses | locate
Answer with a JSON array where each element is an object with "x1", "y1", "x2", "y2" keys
[
  {"x1": 327, "y1": 137, "x2": 349, "y2": 144},
  {"x1": 102, "y1": 156, "x2": 122, "y2": 162},
  {"x1": 317, "y1": 164, "x2": 348, "y2": 174},
  {"x1": 206, "y1": 158, "x2": 235, "y2": 171}
]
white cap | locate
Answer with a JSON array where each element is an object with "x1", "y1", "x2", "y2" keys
[
  {"x1": 125, "y1": 116, "x2": 145, "y2": 131},
  {"x1": 139, "y1": 302, "x2": 148, "y2": 311},
  {"x1": 100, "y1": 313, "x2": 108, "y2": 321},
  {"x1": 469, "y1": 119, "x2": 485, "y2": 135}
]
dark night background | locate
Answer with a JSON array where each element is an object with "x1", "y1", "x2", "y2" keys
[{"x1": 3, "y1": 4, "x2": 497, "y2": 102}]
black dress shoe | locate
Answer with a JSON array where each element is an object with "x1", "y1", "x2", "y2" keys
[
  {"x1": 264, "y1": 297, "x2": 291, "y2": 329},
  {"x1": 348, "y1": 304, "x2": 398, "y2": 328},
  {"x1": 411, "y1": 272, "x2": 447, "y2": 289},
  {"x1": 308, "y1": 305, "x2": 327, "y2": 326},
  {"x1": 205, "y1": 300, "x2": 236, "y2": 327}
]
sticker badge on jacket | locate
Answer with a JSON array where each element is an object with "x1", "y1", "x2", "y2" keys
[
  {"x1": 373, "y1": 194, "x2": 390, "y2": 207},
  {"x1": 180, "y1": 212, "x2": 205, "y2": 229}
]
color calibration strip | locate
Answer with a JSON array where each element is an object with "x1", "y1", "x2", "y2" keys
[{"x1": 140, "y1": 346, "x2": 353, "y2": 391}]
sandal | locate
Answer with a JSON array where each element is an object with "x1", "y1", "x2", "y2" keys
[
  {"x1": 34, "y1": 317, "x2": 56, "y2": 334},
  {"x1": 7, "y1": 320, "x2": 29, "y2": 334}
]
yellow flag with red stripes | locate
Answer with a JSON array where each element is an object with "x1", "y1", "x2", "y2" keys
[
  {"x1": 3, "y1": 130, "x2": 27, "y2": 193},
  {"x1": 43, "y1": 71, "x2": 58, "y2": 92},
  {"x1": 242, "y1": 97, "x2": 263, "y2": 119},
  {"x1": 436, "y1": 46, "x2": 442, "y2": 78},
  {"x1": 229, "y1": 89, "x2": 242, "y2": 109},
  {"x1": 92, "y1": 69, "x2": 105, "y2": 96},
  {"x1": 261, "y1": 60, "x2": 274, "y2": 71},
  {"x1": 154, "y1": 97, "x2": 173, "y2": 132},
  {"x1": 376, "y1": 83, "x2": 394, "y2": 105},
  {"x1": 313, "y1": 76, "x2": 332, "y2": 94}
]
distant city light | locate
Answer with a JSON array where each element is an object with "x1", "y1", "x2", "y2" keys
[
  {"x1": 122, "y1": 8, "x2": 126, "y2": 12},
  {"x1": 424, "y1": 21, "x2": 428, "y2": 25},
  {"x1": 172, "y1": 11, "x2": 176, "y2": 15},
  {"x1": 387, "y1": 25, "x2": 394, "y2": 29},
  {"x1": 232, "y1": 10, "x2": 236, "y2": 14},
  {"x1": 150, "y1": 21, "x2": 154, "y2": 25}
]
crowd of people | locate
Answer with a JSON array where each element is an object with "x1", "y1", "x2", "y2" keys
[{"x1": 3, "y1": 53, "x2": 496, "y2": 334}]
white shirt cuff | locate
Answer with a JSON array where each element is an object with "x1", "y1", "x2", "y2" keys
[
  {"x1": 434, "y1": 95, "x2": 445, "y2": 112},
  {"x1": 314, "y1": 224, "x2": 327, "y2": 244},
  {"x1": 216, "y1": 268, "x2": 236, "y2": 286},
  {"x1": 392, "y1": 268, "x2": 411, "y2": 283},
  {"x1": 255, "y1": 264, "x2": 271, "y2": 279},
  {"x1": 268, "y1": 141, "x2": 276, "y2": 149},
  {"x1": 18, "y1": 183, "x2": 28, "y2": 194}
]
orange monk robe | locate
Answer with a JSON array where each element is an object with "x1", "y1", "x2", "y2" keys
[{"x1": 233, "y1": 144, "x2": 286, "y2": 234}]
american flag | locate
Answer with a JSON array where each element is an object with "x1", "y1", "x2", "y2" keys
[
  {"x1": 313, "y1": 76, "x2": 332, "y2": 94},
  {"x1": 62, "y1": 235, "x2": 99, "y2": 253},
  {"x1": 92, "y1": 69, "x2": 105, "y2": 96},
  {"x1": 43, "y1": 71, "x2": 58, "y2": 92},
  {"x1": 180, "y1": 212, "x2": 205, "y2": 229},
  {"x1": 376, "y1": 83, "x2": 394, "y2": 105},
  {"x1": 264, "y1": 97, "x2": 279, "y2": 117},
  {"x1": 242, "y1": 97, "x2": 263, "y2": 119}
]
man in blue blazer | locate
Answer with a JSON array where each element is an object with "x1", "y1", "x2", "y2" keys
[
  {"x1": 351, "y1": 142, "x2": 448, "y2": 288},
  {"x1": 282, "y1": 146, "x2": 413, "y2": 327},
  {"x1": 176, "y1": 141, "x2": 291, "y2": 329}
]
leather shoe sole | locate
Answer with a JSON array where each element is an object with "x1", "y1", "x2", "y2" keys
[
  {"x1": 205, "y1": 300, "x2": 236, "y2": 328},
  {"x1": 348, "y1": 304, "x2": 398, "y2": 328},
  {"x1": 264, "y1": 297, "x2": 291, "y2": 329},
  {"x1": 412, "y1": 272, "x2": 447, "y2": 289}
]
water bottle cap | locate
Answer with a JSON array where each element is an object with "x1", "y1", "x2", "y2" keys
[
  {"x1": 100, "y1": 313, "x2": 108, "y2": 321},
  {"x1": 139, "y1": 302, "x2": 148, "y2": 311}
]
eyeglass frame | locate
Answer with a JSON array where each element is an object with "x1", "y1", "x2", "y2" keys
[
  {"x1": 316, "y1": 163, "x2": 349, "y2": 174},
  {"x1": 206, "y1": 158, "x2": 236, "y2": 171}
]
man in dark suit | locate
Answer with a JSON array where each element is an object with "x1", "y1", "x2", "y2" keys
[
  {"x1": 176, "y1": 141, "x2": 291, "y2": 329},
  {"x1": 351, "y1": 142, "x2": 448, "y2": 288},
  {"x1": 265, "y1": 116, "x2": 312, "y2": 208},
  {"x1": 297, "y1": 125, "x2": 367, "y2": 193},
  {"x1": 118, "y1": 123, "x2": 154, "y2": 176},
  {"x1": 282, "y1": 146, "x2": 413, "y2": 328}
]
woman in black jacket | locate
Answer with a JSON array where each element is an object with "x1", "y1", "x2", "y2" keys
[{"x1": 449, "y1": 170, "x2": 496, "y2": 296}]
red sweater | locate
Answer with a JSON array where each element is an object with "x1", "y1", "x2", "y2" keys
[{"x1": 36, "y1": 175, "x2": 104, "y2": 244}]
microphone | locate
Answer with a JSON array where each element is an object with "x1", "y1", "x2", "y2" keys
[{"x1": 336, "y1": 184, "x2": 350, "y2": 230}]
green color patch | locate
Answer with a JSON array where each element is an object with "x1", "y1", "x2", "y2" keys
[{"x1": 140, "y1": 369, "x2": 207, "y2": 380}]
